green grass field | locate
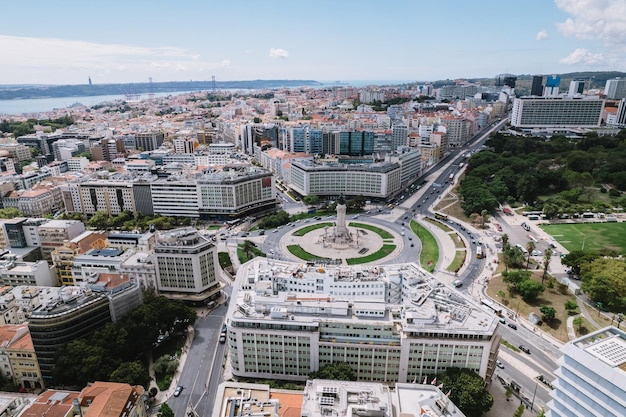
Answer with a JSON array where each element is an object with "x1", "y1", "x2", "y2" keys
[
  {"x1": 286, "y1": 244, "x2": 331, "y2": 261},
  {"x1": 541, "y1": 222, "x2": 626, "y2": 254},
  {"x1": 346, "y1": 244, "x2": 396, "y2": 265},
  {"x1": 348, "y1": 222, "x2": 394, "y2": 239},
  {"x1": 292, "y1": 222, "x2": 333, "y2": 236},
  {"x1": 410, "y1": 220, "x2": 439, "y2": 272}
]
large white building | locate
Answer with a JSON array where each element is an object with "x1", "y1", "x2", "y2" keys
[
  {"x1": 511, "y1": 97, "x2": 605, "y2": 128},
  {"x1": 289, "y1": 159, "x2": 403, "y2": 198},
  {"x1": 225, "y1": 259, "x2": 500, "y2": 383},
  {"x1": 547, "y1": 326, "x2": 626, "y2": 417}
]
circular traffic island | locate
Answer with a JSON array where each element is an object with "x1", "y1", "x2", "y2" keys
[{"x1": 284, "y1": 221, "x2": 400, "y2": 265}]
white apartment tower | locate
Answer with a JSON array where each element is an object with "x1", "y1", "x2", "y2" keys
[{"x1": 548, "y1": 326, "x2": 626, "y2": 417}]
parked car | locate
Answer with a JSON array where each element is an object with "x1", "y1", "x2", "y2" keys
[
  {"x1": 174, "y1": 386, "x2": 183, "y2": 397},
  {"x1": 519, "y1": 345, "x2": 531, "y2": 354},
  {"x1": 219, "y1": 335, "x2": 226, "y2": 344},
  {"x1": 508, "y1": 323, "x2": 517, "y2": 330},
  {"x1": 496, "y1": 360, "x2": 504, "y2": 369},
  {"x1": 499, "y1": 317, "x2": 506, "y2": 324}
]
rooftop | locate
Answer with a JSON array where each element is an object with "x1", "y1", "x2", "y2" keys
[{"x1": 574, "y1": 327, "x2": 626, "y2": 372}]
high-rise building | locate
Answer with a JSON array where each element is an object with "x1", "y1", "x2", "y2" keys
[
  {"x1": 604, "y1": 78, "x2": 626, "y2": 99},
  {"x1": 511, "y1": 97, "x2": 605, "y2": 128},
  {"x1": 134, "y1": 131, "x2": 164, "y2": 152},
  {"x1": 544, "y1": 75, "x2": 561, "y2": 97},
  {"x1": 531, "y1": 75, "x2": 544, "y2": 96},
  {"x1": 568, "y1": 80, "x2": 585, "y2": 97},
  {"x1": 547, "y1": 326, "x2": 626, "y2": 417},
  {"x1": 37, "y1": 219, "x2": 86, "y2": 261},
  {"x1": 339, "y1": 131, "x2": 374, "y2": 156},
  {"x1": 289, "y1": 127, "x2": 323, "y2": 154},
  {"x1": 391, "y1": 124, "x2": 408, "y2": 150}
]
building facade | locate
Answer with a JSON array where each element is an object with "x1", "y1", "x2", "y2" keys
[
  {"x1": 511, "y1": 97, "x2": 605, "y2": 128},
  {"x1": 547, "y1": 326, "x2": 626, "y2": 417},
  {"x1": 154, "y1": 228, "x2": 221, "y2": 302},
  {"x1": 226, "y1": 260, "x2": 500, "y2": 384},
  {"x1": 289, "y1": 159, "x2": 402, "y2": 198}
]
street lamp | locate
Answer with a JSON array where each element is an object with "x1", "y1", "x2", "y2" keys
[
  {"x1": 617, "y1": 313, "x2": 624, "y2": 329},
  {"x1": 530, "y1": 380, "x2": 539, "y2": 412}
]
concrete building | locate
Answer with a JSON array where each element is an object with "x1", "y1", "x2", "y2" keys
[
  {"x1": 120, "y1": 252, "x2": 158, "y2": 293},
  {"x1": 82, "y1": 272, "x2": 143, "y2": 323},
  {"x1": 150, "y1": 175, "x2": 200, "y2": 218},
  {"x1": 196, "y1": 166, "x2": 276, "y2": 219},
  {"x1": 27, "y1": 287, "x2": 111, "y2": 383},
  {"x1": 547, "y1": 326, "x2": 626, "y2": 417},
  {"x1": 37, "y1": 219, "x2": 85, "y2": 261},
  {"x1": 511, "y1": 97, "x2": 605, "y2": 128},
  {"x1": 0, "y1": 255, "x2": 57, "y2": 287},
  {"x1": 391, "y1": 124, "x2": 408, "y2": 150},
  {"x1": 71, "y1": 248, "x2": 130, "y2": 285},
  {"x1": 154, "y1": 228, "x2": 221, "y2": 302},
  {"x1": 289, "y1": 127, "x2": 323, "y2": 154},
  {"x1": 134, "y1": 131, "x2": 164, "y2": 152},
  {"x1": 226, "y1": 259, "x2": 500, "y2": 383},
  {"x1": 289, "y1": 159, "x2": 402, "y2": 198},
  {"x1": 66, "y1": 156, "x2": 90, "y2": 172},
  {"x1": 604, "y1": 78, "x2": 626, "y2": 99}
]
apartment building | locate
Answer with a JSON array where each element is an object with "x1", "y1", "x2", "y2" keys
[
  {"x1": 547, "y1": 326, "x2": 626, "y2": 417},
  {"x1": 150, "y1": 175, "x2": 200, "y2": 218},
  {"x1": 226, "y1": 260, "x2": 500, "y2": 383},
  {"x1": 37, "y1": 219, "x2": 85, "y2": 261},
  {"x1": 511, "y1": 97, "x2": 605, "y2": 128},
  {"x1": 197, "y1": 167, "x2": 276, "y2": 219},
  {"x1": 0, "y1": 286, "x2": 45, "y2": 325},
  {"x1": 0, "y1": 255, "x2": 57, "y2": 287},
  {"x1": 120, "y1": 252, "x2": 158, "y2": 293},
  {"x1": 604, "y1": 78, "x2": 626, "y2": 99},
  {"x1": 27, "y1": 287, "x2": 112, "y2": 382},
  {"x1": 1, "y1": 185, "x2": 63, "y2": 218},
  {"x1": 289, "y1": 159, "x2": 402, "y2": 198},
  {"x1": 71, "y1": 248, "x2": 130, "y2": 285},
  {"x1": 0, "y1": 324, "x2": 44, "y2": 390},
  {"x1": 134, "y1": 131, "x2": 164, "y2": 152},
  {"x1": 50, "y1": 231, "x2": 108, "y2": 286},
  {"x1": 288, "y1": 127, "x2": 323, "y2": 154},
  {"x1": 76, "y1": 179, "x2": 136, "y2": 216},
  {"x1": 154, "y1": 228, "x2": 221, "y2": 302}
]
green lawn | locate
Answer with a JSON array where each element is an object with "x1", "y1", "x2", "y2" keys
[
  {"x1": 410, "y1": 220, "x2": 439, "y2": 272},
  {"x1": 541, "y1": 222, "x2": 626, "y2": 254},
  {"x1": 287, "y1": 244, "x2": 331, "y2": 261},
  {"x1": 292, "y1": 222, "x2": 334, "y2": 236},
  {"x1": 348, "y1": 222, "x2": 394, "y2": 239},
  {"x1": 346, "y1": 244, "x2": 396, "y2": 265},
  {"x1": 446, "y1": 250, "x2": 466, "y2": 273}
]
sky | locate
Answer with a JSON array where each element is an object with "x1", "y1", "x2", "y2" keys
[{"x1": 1, "y1": 0, "x2": 625, "y2": 85}]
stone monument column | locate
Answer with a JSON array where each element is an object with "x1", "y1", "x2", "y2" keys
[{"x1": 335, "y1": 194, "x2": 348, "y2": 238}]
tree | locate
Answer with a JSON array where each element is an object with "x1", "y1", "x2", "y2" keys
[
  {"x1": 525, "y1": 241, "x2": 536, "y2": 270},
  {"x1": 501, "y1": 233, "x2": 509, "y2": 251},
  {"x1": 309, "y1": 362, "x2": 355, "y2": 381},
  {"x1": 540, "y1": 305, "x2": 556, "y2": 322},
  {"x1": 438, "y1": 368, "x2": 493, "y2": 417},
  {"x1": 158, "y1": 403, "x2": 175, "y2": 417},
  {"x1": 573, "y1": 316, "x2": 583, "y2": 332},
  {"x1": 504, "y1": 247, "x2": 526, "y2": 270},
  {"x1": 561, "y1": 250, "x2": 599, "y2": 276},
  {"x1": 303, "y1": 195, "x2": 319, "y2": 206},
  {"x1": 564, "y1": 300, "x2": 578, "y2": 314},
  {"x1": 518, "y1": 279, "x2": 545, "y2": 302},
  {"x1": 109, "y1": 360, "x2": 150, "y2": 388},
  {"x1": 581, "y1": 258, "x2": 626, "y2": 312},
  {"x1": 513, "y1": 405, "x2": 525, "y2": 417},
  {"x1": 541, "y1": 247, "x2": 553, "y2": 284},
  {"x1": 502, "y1": 270, "x2": 531, "y2": 292},
  {"x1": 505, "y1": 386, "x2": 513, "y2": 402},
  {"x1": 537, "y1": 408, "x2": 547, "y2": 417},
  {"x1": 0, "y1": 208, "x2": 23, "y2": 219}
]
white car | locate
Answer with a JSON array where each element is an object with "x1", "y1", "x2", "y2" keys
[{"x1": 496, "y1": 360, "x2": 504, "y2": 369}]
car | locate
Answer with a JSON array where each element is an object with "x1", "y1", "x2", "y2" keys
[
  {"x1": 452, "y1": 280, "x2": 462, "y2": 288},
  {"x1": 531, "y1": 250, "x2": 542, "y2": 256},
  {"x1": 222, "y1": 324, "x2": 227, "y2": 333},
  {"x1": 174, "y1": 386, "x2": 183, "y2": 397},
  {"x1": 408, "y1": 237, "x2": 412, "y2": 240},
  {"x1": 507, "y1": 322, "x2": 517, "y2": 330},
  {"x1": 410, "y1": 243, "x2": 414, "y2": 247},
  {"x1": 496, "y1": 360, "x2": 504, "y2": 369},
  {"x1": 258, "y1": 230, "x2": 265, "y2": 235},
  {"x1": 219, "y1": 335, "x2": 226, "y2": 344},
  {"x1": 550, "y1": 243, "x2": 557, "y2": 248},
  {"x1": 519, "y1": 345, "x2": 531, "y2": 354},
  {"x1": 273, "y1": 229, "x2": 278, "y2": 233},
  {"x1": 499, "y1": 317, "x2": 506, "y2": 324},
  {"x1": 404, "y1": 216, "x2": 408, "y2": 220}
]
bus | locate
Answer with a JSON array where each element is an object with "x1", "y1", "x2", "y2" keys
[
  {"x1": 476, "y1": 246, "x2": 484, "y2": 259},
  {"x1": 481, "y1": 298, "x2": 502, "y2": 316},
  {"x1": 434, "y1": 212, "x2": 448, "y2": 221}
]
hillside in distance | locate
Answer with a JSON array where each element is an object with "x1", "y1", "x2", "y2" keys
[{"x1": 0, "y1": 79, "x2": 324, "y2": 100}]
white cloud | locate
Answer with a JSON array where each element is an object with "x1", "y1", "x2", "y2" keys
[
  {"x1": 536, "y1": 30, "x2": 548, "y2": 41},
  {"x1": 555, "y1": 0, "x2": 626, "y2": 45},
  {"x1": 0, "y1": 34, "x2": 230, "y2": 83},
  {"x1": 560, "y1": 48, "x2": 604, "y2": 65},
  {"x1": 269, "y1": 47, "x2": 289, "y2": 58}
]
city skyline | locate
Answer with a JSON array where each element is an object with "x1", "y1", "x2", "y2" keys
[{"x1": 2, "y1": 0, "x2": 624, "y2": 85}]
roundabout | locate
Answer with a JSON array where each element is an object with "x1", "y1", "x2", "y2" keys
[{"x1": 278, "y1": 198, "x2": 405, "y2": 265}]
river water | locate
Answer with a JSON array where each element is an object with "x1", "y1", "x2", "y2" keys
[{"x1": 0, "y1": 91, "x2": 201, "y2": 116}]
